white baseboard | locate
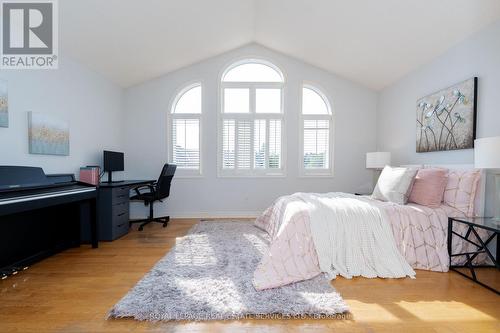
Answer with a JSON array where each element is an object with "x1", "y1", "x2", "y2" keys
[{"x1": 129, "y1": 211, "x2": 261, "y2": 220}]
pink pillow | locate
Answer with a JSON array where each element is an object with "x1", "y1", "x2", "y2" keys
[
  {"x1": 443, "y1": 169, "x2": 481, "y2": 217},
  {"x1": 409, "y1": 168, "x2": 448, "y2": 208}
]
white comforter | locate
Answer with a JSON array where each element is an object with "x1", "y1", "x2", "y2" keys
[{"x1": 297, "y1": 193, "x2": 416, "y2": 279}]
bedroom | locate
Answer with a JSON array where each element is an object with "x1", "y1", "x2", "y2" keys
[{"x1": 0, "y1": 0, "x2": 499, "y2": 332}]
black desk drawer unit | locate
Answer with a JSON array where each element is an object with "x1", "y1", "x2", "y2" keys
[
  {"x1": 93, "y1": 180, "x2": 155, "y2": 242},
  {"x1": 98, "y1": 186, "x2": 130, "y2": 241},
  {"x1": 112, "y1": 186, "x2": 130, "y2": 204}
]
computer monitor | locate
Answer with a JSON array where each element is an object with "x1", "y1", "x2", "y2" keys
[{"x1": 103, "y1": 150, "x2": 124, "y2": 183}]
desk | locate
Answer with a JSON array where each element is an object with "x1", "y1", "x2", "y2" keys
[
  {"x1": 97, "y1": 180, "x2": 154, "y2": 241},
  {"x1": 99, "y1": 180, "x2": 156, "y2": 188}
]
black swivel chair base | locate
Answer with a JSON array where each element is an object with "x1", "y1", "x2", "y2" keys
[
  {"x1": 129, "y1": 201, "x2": 170, "y2": 231},
  {"x1": 130, "y1": 216, "x2": 169, "y2": 231}
]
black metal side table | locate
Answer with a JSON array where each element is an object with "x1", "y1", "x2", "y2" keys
[{"x1": 448, "y1": 217, "x2": 499, "y2": 294}]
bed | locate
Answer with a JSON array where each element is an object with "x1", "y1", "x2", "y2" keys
[{"x1": 253, "y1": 164, "x2": 487, "y2": 291}]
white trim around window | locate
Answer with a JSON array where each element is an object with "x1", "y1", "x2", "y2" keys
[
  {"x1": 167, "y1": 81, "x2": 203, "y2": 178},
  {"x1": 299, "y1": 83, "x2": 335, "y2": 177},
  {"x1": 218, "y1": 58, "x2": 286, "y2": 178}
]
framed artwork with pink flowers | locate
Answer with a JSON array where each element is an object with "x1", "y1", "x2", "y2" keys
[{"x1": 416, "y1": 77, "x2": 477, "y2": 153}]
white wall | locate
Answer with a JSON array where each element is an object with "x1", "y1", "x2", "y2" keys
[
  {"x1": 124, "y1": 44, "x2": 378, "y2": 218},
  {"x1": 377, "y1": 21, "x2": 500, "y2": 215},
  {"x1": 0, "y1": 56, "x2": 123, "y2": 176}
]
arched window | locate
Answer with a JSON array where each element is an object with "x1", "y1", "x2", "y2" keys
[
  {"x1": 219, "y1": 59, "x2": 285, "y2": 176},
  {"x1": 300, "y1": 84, "x2": 334, "y2": 176},
  {"x1": 169, "y1": 83, "x2": 202, "y2": 175}
]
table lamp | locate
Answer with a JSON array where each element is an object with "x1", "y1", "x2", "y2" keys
[
  {"x1": 366, "y1": 152, "x2": 391, "y2": 190},
  {"x1": 366, "y1": 152, "x2": 391, "y2": 170},
  {"x1": 474, "y1": 136, "x2": 500, "y2": 221}
]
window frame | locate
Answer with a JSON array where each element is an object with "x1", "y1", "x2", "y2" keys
[
  {"x1": 168, "y1": 81, "x2": 203, "y2": 178},
  {"x1": 218, "y1": 58, "x2": 286, "y2": 178},
  {"x1": 299, "y1": 83, "x2": 335, "y2": 177}
]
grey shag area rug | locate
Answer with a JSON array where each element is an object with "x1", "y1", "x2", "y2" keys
[{"x1": 108, "y1": 221, "x2": 348, "y2": 321}]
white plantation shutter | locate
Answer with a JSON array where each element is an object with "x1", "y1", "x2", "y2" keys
[
  {"x1": 303, "y1": 120, "x2": 329, "y2": 169},
  {"x1": 222, "y1": 119, "x2": 253, "y2": 170},
  {"x1": 219, "y1": 59, "x2": 285, "y2": 176},
  {"x1": 301, "y1": 85, "x2": 333, "y2": 175},
  {"x1": 222, "y1": 119, "x2": 236, "y2": 168},
  {"x1": 254, "y1": 120, "x2": 266, "y2": 168},
  {"x1": 237, "y1": 121, "x2": 251, "y2": 169},
  {"x1": 170, "y1": 84, "x2": 202, "y2": 175},
  {"x1": 269, "y1": 119, "x2": 281, "y2": 169},
  {"x1": 172, "y1": 119, "x2": 200, "y2": 169},
  {"x1": 223, "y1": 118, "x2": 282, "y2": 172}
]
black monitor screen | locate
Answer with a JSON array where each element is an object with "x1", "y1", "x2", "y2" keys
[{"x1": 103, "y1": 150, "x2": 124, "y2": 172}]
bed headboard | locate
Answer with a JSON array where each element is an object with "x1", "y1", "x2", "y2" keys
[{"x1": 401, "y1": 164, "x2": 486, "y2": 217}]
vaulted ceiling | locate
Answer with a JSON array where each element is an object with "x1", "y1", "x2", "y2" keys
[{"x1": 60, "y1": 0, "x2": 500, "y2": 90}]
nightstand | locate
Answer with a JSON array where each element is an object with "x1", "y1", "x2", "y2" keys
[{"x1": 448, "y1": 217, "x2": 499, "y2": 294}]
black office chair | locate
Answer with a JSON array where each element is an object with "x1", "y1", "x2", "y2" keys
[{"x1": 129, "y1": 164, "x2": 176, "y2": 231}]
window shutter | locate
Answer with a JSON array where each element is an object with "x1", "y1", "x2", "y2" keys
[
  {"x1": 269, "y1": 119, "x2": 281, "y2": 169},
  {"x1": 172, "y1": 118, "x2": 200, "y2": 169},
  {"x1": 237, "y1": 120, "x2": 251, "y2": 169},
  {"x1": 254, "y1": 119, "x2": 266, "y2": 168},
  {"x1": 222, "y1": 119, "x2": 236, "y2": 169},
  {"x1": 303, "y1": 119, "x2": 329, "y2": 169}
]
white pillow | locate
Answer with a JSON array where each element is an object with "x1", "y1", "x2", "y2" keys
[{"x1": 372, "y1": 166, "x2": 418, "y2": 205}]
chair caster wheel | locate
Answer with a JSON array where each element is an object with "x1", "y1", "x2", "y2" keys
[
  {"x1": 138, "y1": 226, "x2": 144, "y2": 231},
  {"x1": 162, "y1": 223, "x2": 168, "y2": 228}
]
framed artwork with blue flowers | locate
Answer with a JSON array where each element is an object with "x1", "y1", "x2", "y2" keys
[{"x1": 416, "y1": 77, "x2": 477, "y2": 153}]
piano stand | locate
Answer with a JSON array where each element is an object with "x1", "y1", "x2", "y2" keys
[{"x1": 90, "y1": 198, "x2": 98, "y2": 248}]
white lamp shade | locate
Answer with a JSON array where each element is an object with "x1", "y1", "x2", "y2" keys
[
  {"x1": 366, "y1": 152, "x2": 391, "y2": 169},
  {"x1": 474, "y1": 137, "x2": 500, "y2": 169}
]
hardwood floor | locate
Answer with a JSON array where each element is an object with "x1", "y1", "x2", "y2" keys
[{"x1": 0, "y1": 218, "x2": 498, "y2": 333}]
